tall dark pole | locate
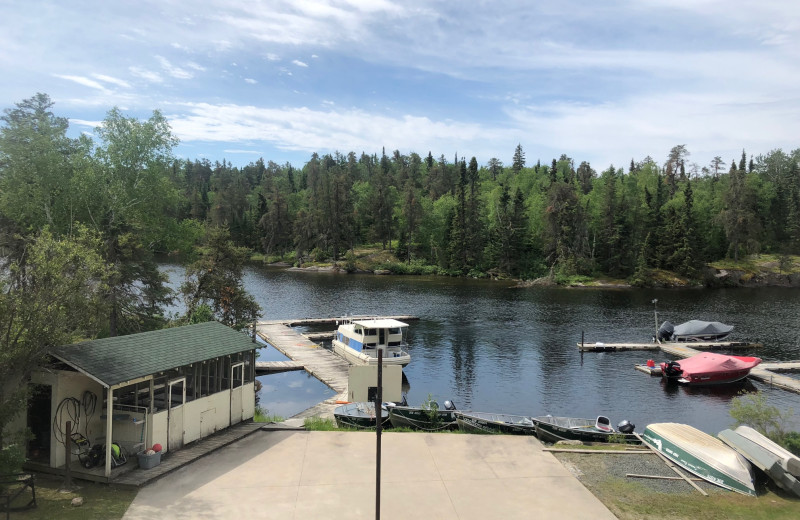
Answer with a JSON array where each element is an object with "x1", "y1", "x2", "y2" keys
[{"x1": 375, "y1": 349, "x2": 383, "y2": 520}]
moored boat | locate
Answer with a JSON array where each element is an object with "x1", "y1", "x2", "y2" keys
[
  {"x1": 657, "y1": 320, "x2": 734, "y2": 342},
  {"x1": 334, "y1": 402, "x2": 390, "y2": 429},
  {"x1": 455, "y1": 411, "x2": 537, "y2": 435},
  {"x1": 660, "y1": 352, "x2": 761, "y2": 385},
  {"x1": 531, "y1": 415, "x2": 640, "y2": 444},
  {"x1": 332, "y1": 318, "x2": 411, "y2": 366},
  {"x1": 387, "y1": 400, "x2": 459, "y2": 431},
  {"x1": 642, "y1": 422, "x2": 756, "y2": 496}
]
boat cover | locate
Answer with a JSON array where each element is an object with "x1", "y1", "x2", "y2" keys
[
  {"x1": 673, "y1": 320, "x2": 733, "y2": 338},
  {"x1": 677, "y1": 352, "x2": 761, "y2": 376}
]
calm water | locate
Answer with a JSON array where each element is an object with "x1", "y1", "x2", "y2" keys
[{"x1": 162, "y1": 265, "x2": 800, "y2": 433}]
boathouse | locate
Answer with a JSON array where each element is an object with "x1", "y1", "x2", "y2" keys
[{"x1": 18, "y1": 321, "x2": 256, "y2": 480}]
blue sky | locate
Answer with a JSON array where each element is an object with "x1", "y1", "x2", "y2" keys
[{"x1": 2, "y1": 0, "x2": 799, "y2": 171}]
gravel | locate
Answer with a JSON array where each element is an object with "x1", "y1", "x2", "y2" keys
[{"x1": 552, "y1": 450, "x2": 729, "y2": 496}]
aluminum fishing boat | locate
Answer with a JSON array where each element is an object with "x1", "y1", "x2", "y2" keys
[
  {"x1": 387, "y1": 399, "x2": 459, "y2": 431},
  {"x1": 642, "y1": 422, "x2": 755, "y2": 496},
  {"x1": 332, "y1": 318, "x2": 411, "y2": 366},
  {"x1": 531, "y1": 415, "x2": 640, "y2": 444},
  {"x1": 660, "y1": 352, "x2": 761, "y2": 385},
  {"x1": 455, "y1": 411, "x2": 537, "y2": 435},
  {"x1": 719, "y1": 427, "x2": 800, "y2": 497},
  {"x1": 333, "y1": 402, "x2": 390, "y2": 429}
]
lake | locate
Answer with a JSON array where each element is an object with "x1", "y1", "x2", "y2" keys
[{"x1": 161, "y1": 264, "x2": 800, "y2": 434}]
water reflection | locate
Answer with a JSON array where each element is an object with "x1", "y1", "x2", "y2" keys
[{"x1": 161, "y1": 263, "x2": 800, "y2": 433}]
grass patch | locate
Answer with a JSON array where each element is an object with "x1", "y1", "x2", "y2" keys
[
  {"x1": 593, "y1": 477, "x2": 800, "y2": 520},
  {"x1": 7, "y1": 474, "x2": 137, "y2": 520},
  {"x1": 303, "y1": 417, "x2": 340, "y2": 431},
  {"x1": 710, "y1": 254, "x2": 800, "y2": 276},
  {"x1": 253, "y1": 406, "x2": 284, "y2": 423}
]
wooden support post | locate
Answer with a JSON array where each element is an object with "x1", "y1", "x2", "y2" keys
[
  {"x1": 634, "y1": 433, "x2": 707, "y2": 496},
  {"x1": 64, "y1": 421, "x2": 72, "y2": 489},
  {"x1": 105, "y1": 388, "x2": 113, "y2": 478}
]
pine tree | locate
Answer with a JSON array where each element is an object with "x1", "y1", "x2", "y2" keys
[{"x1": 512, "y1": 144, "x2": 525, "y2": 174}]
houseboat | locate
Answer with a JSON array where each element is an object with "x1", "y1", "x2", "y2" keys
[{"x1": 332, "y1": 318, "x2": 411, "y2": 366}]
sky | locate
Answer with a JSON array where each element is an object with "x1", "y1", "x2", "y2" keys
[{"x1": 1, "y1": 0, "x2": 799, "y2": 171}]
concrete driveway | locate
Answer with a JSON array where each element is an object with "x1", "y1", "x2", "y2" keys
[{"x1": 123, "y1": 430, "x2": 616, "y2": 520}]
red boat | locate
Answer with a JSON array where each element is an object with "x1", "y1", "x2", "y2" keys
[{"x1": 661, "y1": 352, "x2": 761, "y2": 385}]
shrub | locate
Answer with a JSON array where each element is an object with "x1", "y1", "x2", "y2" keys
[{"x1": 729, "y1": 390, "x2": 791, "y2": 441}]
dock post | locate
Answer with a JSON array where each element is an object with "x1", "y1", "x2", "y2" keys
[
  {"x1": 581, "y1": 331, "x2": 584, "y2": 350},
  {"x1": 375, "y1": 349, "x2": 383, "y2": 520},
  {"x1": 64, "y1": 421, "x2": 72, "y2": 489}
]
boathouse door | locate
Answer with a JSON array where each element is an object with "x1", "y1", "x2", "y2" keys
[
  {"x1": 230, "y1": 362, "x2": 244, "y2": 425},
  {"x1": 168, "y1": 378, "x2": 186, "y2": 452}
]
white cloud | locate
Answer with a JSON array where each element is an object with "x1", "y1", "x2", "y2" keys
[
  {"x1": 156, "y1": 56, "x2": 194, "y2": 79},
  {"x1": 223, "y1": 149, "x2": 262, "y2": 154},
  {"x1": 244, "y1": 78, "x2": 257, "y2": 84},
  {"x1": 187, "y1": 61, "x2": 206, "y2": 71},
  {"x1": 292, "y1": 60, "x2": 308, "y2": 68},
  {"x1": 129, "y1": 66, "x2": 163, "y2": 83},
  {"x1": 91, "y1": 73, "x2": 131, "y2": 89},
  {"x1": 167, "y1": 102, "x2": 499, "y2": 157},
  {"x1": 53, "y1": 74, "x2": 110, "y2": 93},
  {"x1": 264, "y1": 53, "x2": 280, "y2": 61}
]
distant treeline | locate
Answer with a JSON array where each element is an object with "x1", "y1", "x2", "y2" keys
[
  {"x1": 177, "y1": 144, "x2": 800, "y2": 281},
  {"x1": 3, "y1": 94, "x2": 800, "y2": 288}
]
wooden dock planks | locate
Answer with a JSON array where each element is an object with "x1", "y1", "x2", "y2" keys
[
  {"x1": 255, "y1": 360, "x2": 305, "y2": 374},
  {"x1": 577, "y1": 340, "x2": 761, "y2": 352},
  {"x1": 256, "y1": 322, "x2": 350, "y2": 395}
]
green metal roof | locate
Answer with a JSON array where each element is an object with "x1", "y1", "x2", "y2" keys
[{"x1": 50, "y1": 321, "x2": 256, "y2": 388}]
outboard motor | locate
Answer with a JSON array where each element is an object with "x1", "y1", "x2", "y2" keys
[
  {"x1": 617, "y1": 420, "x2": 635, "y2": 434},
  {"x1": 657, "y1": 321, "x2": 675, "y2": 342},
  {"x1": 664, "y1": 360, "x2": 683, "y2": 378},
  {"x1": 443, "y1": 400, "x2": 456, "y2": 411}
]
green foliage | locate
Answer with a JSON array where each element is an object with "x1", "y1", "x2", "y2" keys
[
  {"x1": 0, "y1": 444, "x2": 26, "y2": 475},
  {"x1": 422, "y1": 394, "x2": 440, "y2": 425},
  {"x1": 729, "y1": 390, "x2": 791, "y2": 440},
  {"x1": 782, "y1": 431, "x2": 800, "y2": 457},
  {"x1": 1, "y1": 229, "x2": 109, "y2": 452},
  {"x1": 180, "y1": 226, "x2": 261, "y2": 331},
  {"x1": 304, "y1": 417, "x2": 340, "y2": 430},
  {"x1": 253, "y1": 406, "x2": 284, "y2": 423}
]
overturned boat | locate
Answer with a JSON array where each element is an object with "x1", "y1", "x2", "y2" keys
[
  {"x1": 660, "y1": 352, "x2": 761, "y2": 385},
  {"x1": 642, "y1": 423, "x2": 756, "y2": 496},
  {"x1": 719, "y1": 427, "x2": 800, "y2": 497},
  {"x1": 657, "y1": 320, "x2": 734, "y2": 342}
]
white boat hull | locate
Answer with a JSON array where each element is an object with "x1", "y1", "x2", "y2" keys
[{"x1": 332, "y1": 340, "x2": 410, "y2": 366}]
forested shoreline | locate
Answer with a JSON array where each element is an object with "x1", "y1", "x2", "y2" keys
[{"x1": 2, "y1": 93, "x2": 800, "y2": 330}]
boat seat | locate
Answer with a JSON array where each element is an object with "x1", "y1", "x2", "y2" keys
[{"x1": 595, "y1": 416, "x2": 613, "y2": 432}]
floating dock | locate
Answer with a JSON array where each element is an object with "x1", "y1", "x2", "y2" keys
[
  {"x1": 255, "y1": 316, "x2": 419, "y2": 419},
  {"x1": 254, "y1": 360, "x2": 305, "y2": 374},
  {"x1": 261, "y1": 315, "x2": 418, "y2": 327},
  {"x1": 577, "y1": 340, "x2": 761, "y2": 352},
  {"x1": 585, "y1": 340, "x2": 800, "y2": 395}
]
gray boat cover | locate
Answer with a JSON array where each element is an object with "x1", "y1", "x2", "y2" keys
[{"x1": 673, "y1": 320, "x2": 733, "y2": 338}]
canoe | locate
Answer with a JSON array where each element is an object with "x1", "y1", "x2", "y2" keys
[
  {"x1": 334, "y1": 402, "x2": 390, "y2": 429},
  {"x1": 642, "y1": 423, "x2": 755, "y2": 496},
  {"x1": 719, "y1": 428, "x2": 800, "y2": 497},
  {"x1": 387, "y1": 404, "x2": 459, "y2": 431},
  {"x1": 532, "y1": 415, "x2": 640, "y2": 444},
  {"x1": 732, "y1": 425, "x2": 800, "y2": 477},
  {"x1": 455, "y1": 411, "x2": 537, "y2": 435},
  {"x1": 660, "y1": 352, "x2": 761, "y2": 385}
]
